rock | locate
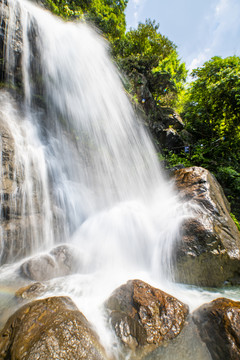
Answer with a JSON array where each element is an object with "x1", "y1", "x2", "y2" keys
[
  {"x1": 173, "y1": 166, "x2": 240, "y2": 287},
  {"x1": 161, "y1": 108, "x2": 185, "y2": 131},
  {"x1": 15, "y1": 282, "x2": 47, "y2": 300},
  {"x1": 0, "y1": 0, "x2": 23, "y2": 91},
  {"x1": 0, "y1": 296, "x2": 108, "y2": 360},
  {"x1": 143, "y1": 317, "x2": 211, "y2": 360},
  {"x1": 0, "y1": 92, "x2": 52, "y2": 265},
  {"x1": 164, "y1": 128, "x2": 185, "y2": 152},
  {"x1": 20, "y1": 244, "x2": 80, "y2": 281},
  {"x1": 0, "y1": 119, "x2": 33, "y2": 264},
  {"x1": 105, "y1": 279, "x2": 189, "y2": 356},
  {"x1": 192, "y1": 297, "x2": 240, "y2": 360}
]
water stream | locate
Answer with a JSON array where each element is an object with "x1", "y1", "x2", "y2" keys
[{"x1": 0, "y1": 0, "x2": 239, "y2": 358}]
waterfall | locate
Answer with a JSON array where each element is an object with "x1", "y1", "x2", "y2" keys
[{"x1": 0, "y1": 0, "x2": 192, "y2": 352}]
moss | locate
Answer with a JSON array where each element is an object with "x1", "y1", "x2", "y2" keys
[{"x1": 230, "y1": 213, "x2": 240, "y2": 232}]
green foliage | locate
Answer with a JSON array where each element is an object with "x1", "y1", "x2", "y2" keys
[
  {"x1": 117, "y1": 19, "x2": 187, "y2": 107},
  {"x1": 181, "y1": 56, "x2": 240, "y2": 175},
  {"x1": 44, "y1": 0, "x2": 83, "y2": 18},
  {"x1": 230, "y1": 213, "x2": 240, "y2": 231},
  {"x1": 177, "y1": 56, "x2": 240, "y2": 220},
  {"x1": 44, "y1": 0, "x2": 128, "y2": 48},
  {"x1": 161, "y1": 151, "x2": 192, "y2": 168},
  {"x1": 217, "y1": 166, "x2": 240, "y2": 193},
  {"x1": 183, "y1": 56, "x2": 240, "y2": 160}
]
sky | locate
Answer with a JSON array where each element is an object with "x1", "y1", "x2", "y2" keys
[{"x1": 125, "y1": 0, "x2": 240, "y2": 73}]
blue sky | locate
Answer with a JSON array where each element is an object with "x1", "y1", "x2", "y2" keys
[{"x1": 125, "y1": 0, "x2": 240, "y2": 73}]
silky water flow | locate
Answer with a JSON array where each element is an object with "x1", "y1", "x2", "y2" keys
[{"x1": 0, "y1": 0, "x2": 238, "y2": 358}]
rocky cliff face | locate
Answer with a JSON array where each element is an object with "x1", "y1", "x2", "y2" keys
[
  {"x1": 173, "y1": 166, "x2": 240, "y2": 287},
  {"x1": 0, "y1": 0, "x2": 23, "y2": 93},
  {"x1": 0, "y1": 118, "x2": 31, "y2": 264}
]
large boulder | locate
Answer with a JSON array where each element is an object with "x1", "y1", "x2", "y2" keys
[
  {"x1": 105, "y1": 279, "x2": 189, "y2": 357},
  {"x1": 20, "y1": 244, "x2": 80, "y2": 281},
  {"x1": 173, "y1": 166, "x2": 240, "y2": 287},
  {"x1": 192, "y1": 297, "x2": 240, "y2": 360},
  {"x1": 0, "y1": 296, "x2": 108, "y2": 360}
]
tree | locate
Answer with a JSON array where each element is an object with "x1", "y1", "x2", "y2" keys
[
  {"x1": 183, "y1": 56, "x2": 240, "y2": 160},
  {"x1": 117, "y1": 20, "x2": 187, "y2": 107},
  {"x1": 180, "y1": 56, "x2": 240, "y2": 220}
]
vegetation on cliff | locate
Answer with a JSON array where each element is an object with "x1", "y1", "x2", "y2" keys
[{"x1": 175, "y1": 56, "x2": 240, "y2": 220}]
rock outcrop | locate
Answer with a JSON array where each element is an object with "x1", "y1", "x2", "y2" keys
[
  {"x1": 0, "y1": 296, "x2": 108, "y2": 360},
  {"x1": 173, "y1": 166, "x2": 240, "y2": 287},
  {"x1": 0, "y1": 103, "x2": 50, "y2": 265},
  {"x1": 0, "y1": 119, "x2": 30, "y2": 264},
  {"x1": 192, "y1": 297, "x2": 240, "y2": 360},
  {"x1": 105, "y1": 279, "x2": 189, "y2": 356}
]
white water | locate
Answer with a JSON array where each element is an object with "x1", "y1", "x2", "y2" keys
[
  {"x1": 0, "y1": 0, "x2": 186, "y2": 274},
  {"x1": 0, "y1": 0, "x2": 237, "y2": 358}
]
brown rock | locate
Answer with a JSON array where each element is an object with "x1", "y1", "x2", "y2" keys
[
  {"x1": 173, "y1": 167, "x2": 240, "y2": 287},
  {"x1": 15, "y1": 282, "x2": 47, "y2": 300},
  {"x1": 0, "y1": 296, "x2": 108, "y2": 360},
  {"x1": 192, "y1": 297, "x2": 240, "y2": 360},
  {"x1": 105, "y1": 279, "x2": 189, "y2": 354}
]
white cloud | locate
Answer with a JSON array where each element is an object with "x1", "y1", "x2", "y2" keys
[
  {"x1": 189, "y1": 50, "x2": 210, "y2": 72},
  {"x1": 187, "y1": 0, "x2": 240, "y2": 72},
  {"x1": 131, "y1": 0, "x2": 146, "y2": 27},
  {"x1": 215, "y1": 0, "x2": 230, "y2": 16}
]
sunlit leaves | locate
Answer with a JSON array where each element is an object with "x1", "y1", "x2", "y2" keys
[
  {"x1": 117, "y1": 19, "x2": 187, "y2": 107},
  {"x1": 44, "y1": 0, "x2": 128, "y2": 46},
  {"x1": 182, "y1": 55, "x2": 240, "y2": 167}
]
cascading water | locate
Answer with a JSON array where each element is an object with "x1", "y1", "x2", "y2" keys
[
  {"x1": 0, "y1": 0, "x2": 184, "y2": 274},
  {"x1": 0, "y1": 0, "x2": 238, "y2": 359}
]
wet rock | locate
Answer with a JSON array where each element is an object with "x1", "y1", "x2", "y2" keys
[
  {"x1": 192, "y1": 297, "x2": 240, "y2": 360},
  {"x1": 173, "y1": 167, "x2": 240, "y2": 287},
  {"x1": 0, "y1": 120, "x2": 35, "y2": 265},
  {"x1": 105, "y1": 279, "x2": 189, "y2": 355},
  {"x1": 143, "y1": 317, "x2": 211, "y2": 360},
  {"x1": 15, "y1": 282, "x2": 47, "y2": 300},
  {"x1": 0, "y1": 0, "x2": 23, "y2": 91},
  {"x1": 20, "y1": 244, "x2": 80, "y2": 281},
  {"x1": 0, "y1": 296, "x2": 108, "y2": 360}
]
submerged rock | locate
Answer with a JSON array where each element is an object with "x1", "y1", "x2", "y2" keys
[
  {"x1": 143, "y1": 317, "x2": 211, "y2": 360},
  {"x1": 173, "y1": 166, "x2": 240, "y2": 287},
  {"x1": 105, "y1": 279, "x2": 189, "y2": 356},
  {"x1": 192, "y1": 297, "x2": 240, "y2": 360},
  {"x1": 0, "y1": 296, "x2": 108, "y2": 360},
  {"x1": 20, "y1": 244, "x2": 80, "y2": 281}
]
